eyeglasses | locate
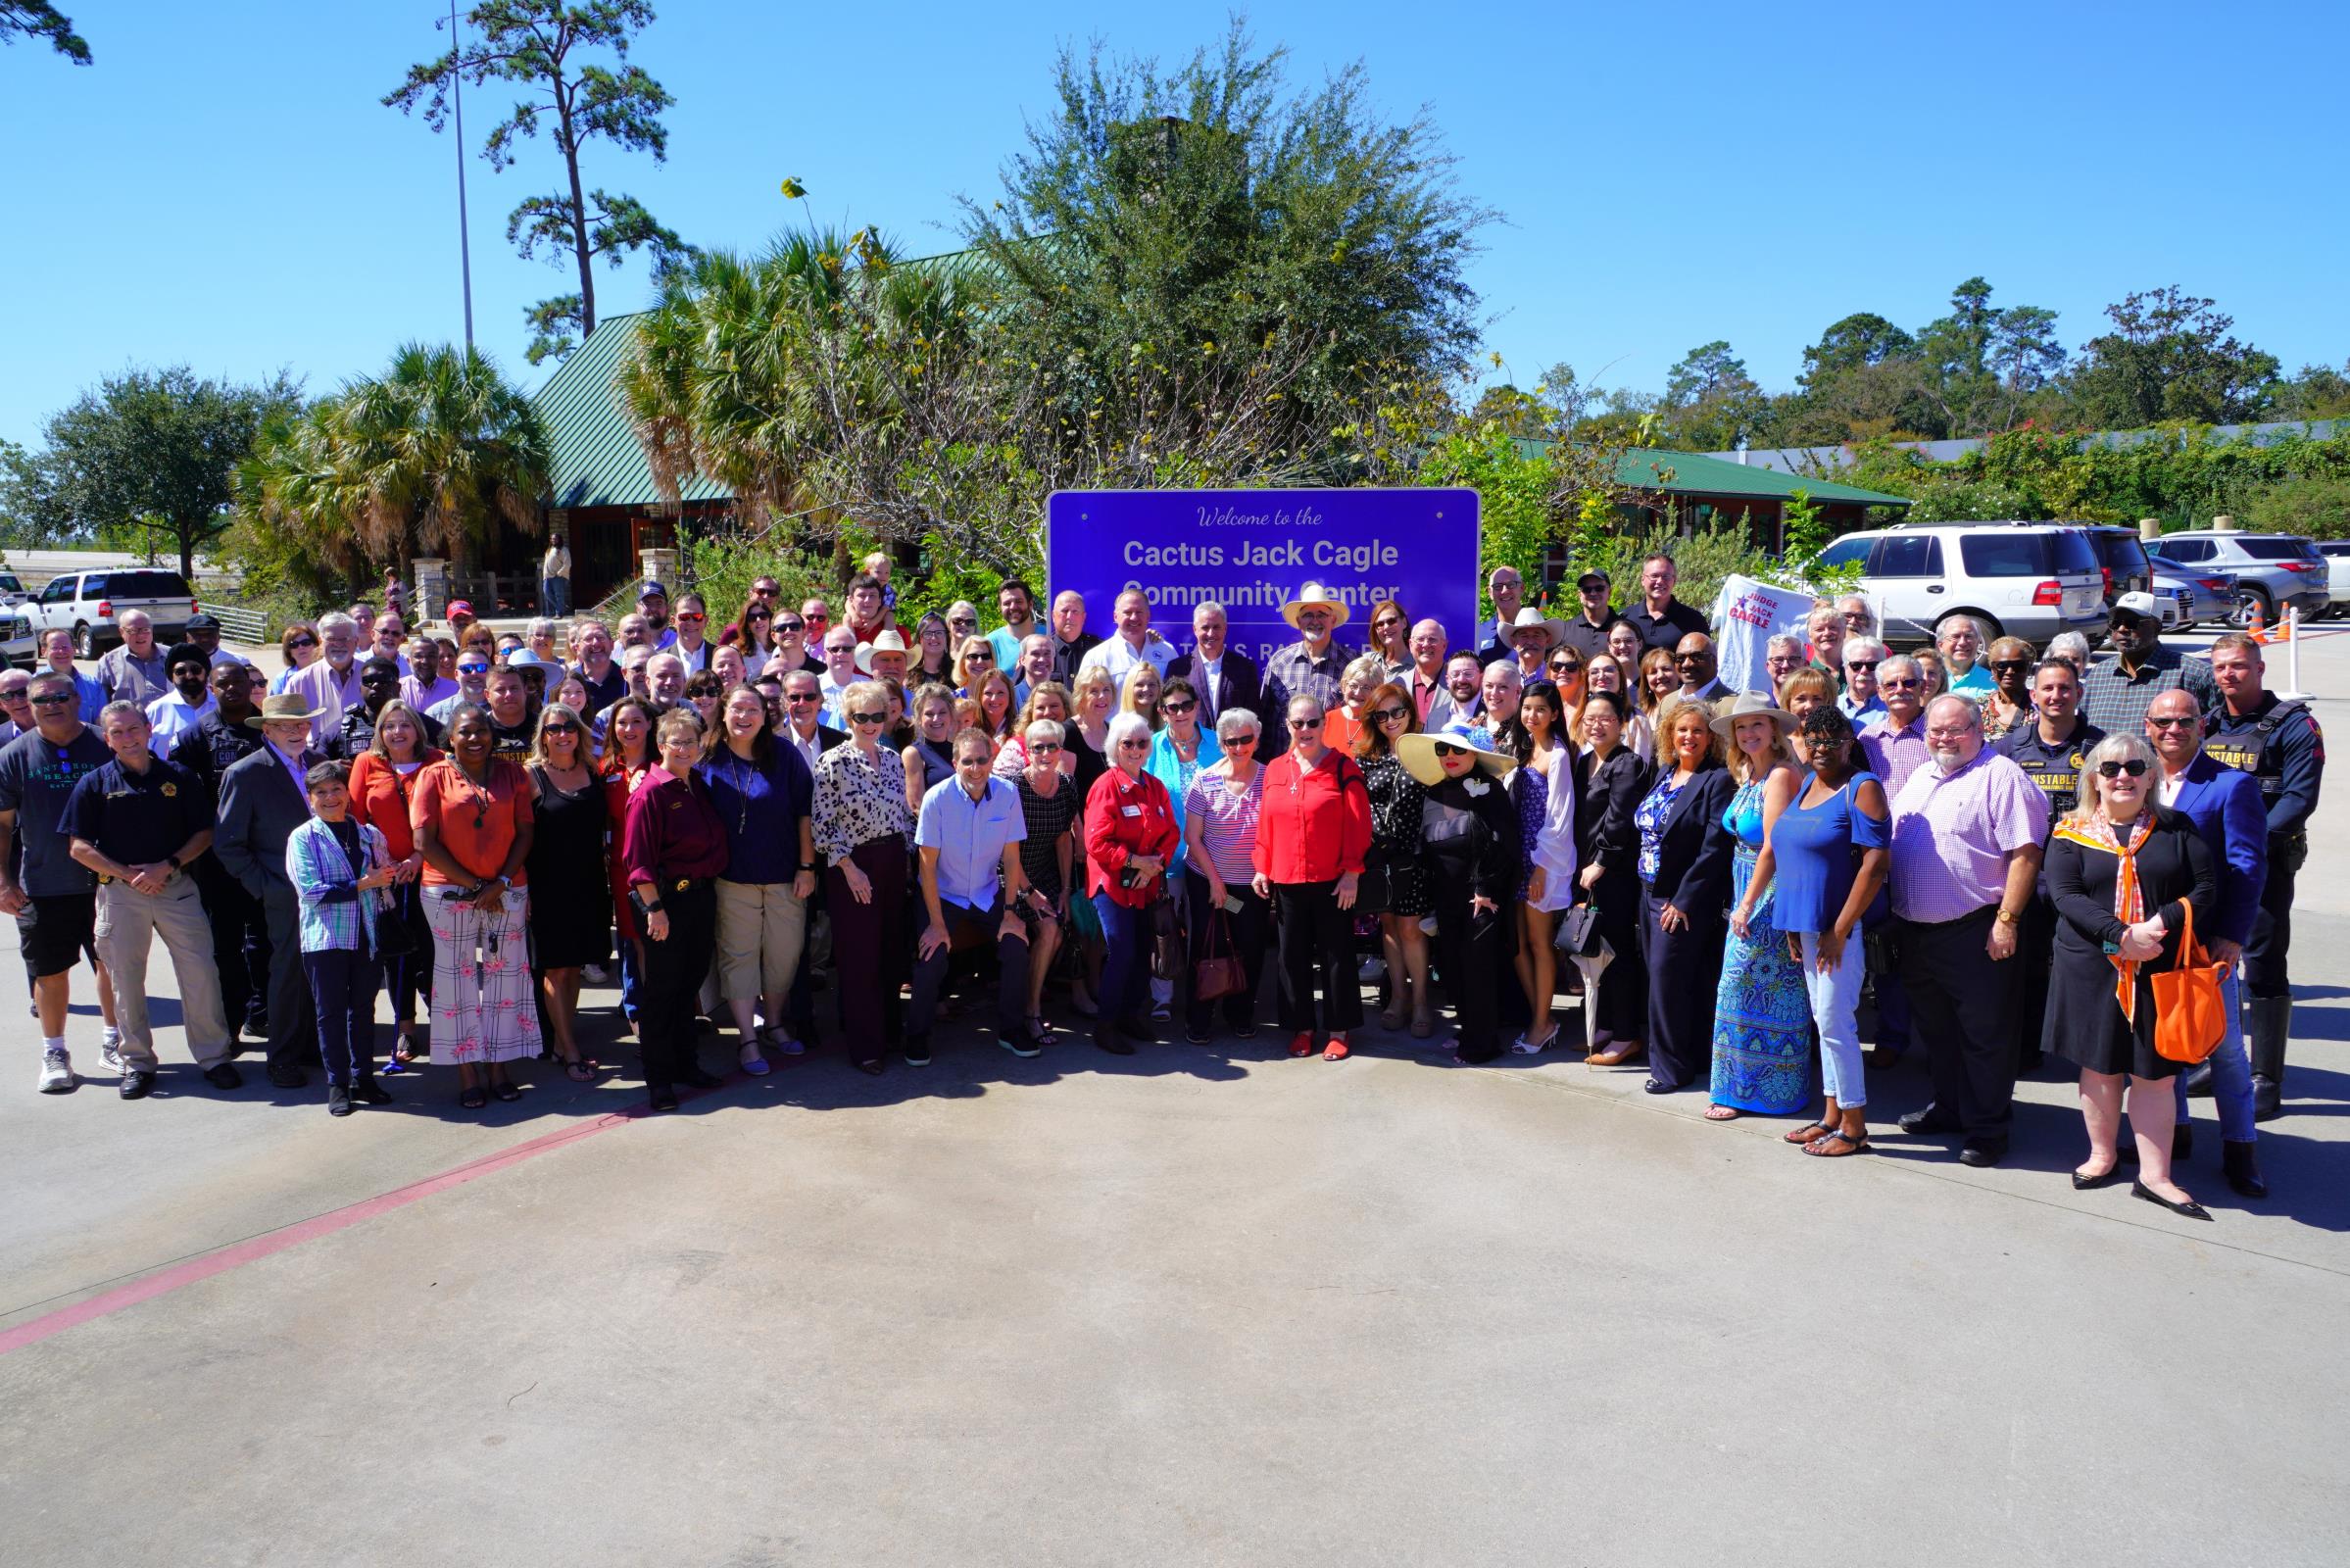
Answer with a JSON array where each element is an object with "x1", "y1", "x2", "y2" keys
[
  {"x1": 787, "y1": 692, "x2": 821, "y2": 704},
  {"x1": 1117, "y1": 739, "x2": 1150, "y2": 752},
  {"x1": 1226, "y1": 734, "x2": 1258, "y2": 747},
  {"x1": 1289, "y1": 716, "x2": 1323, "y2": 730},
  {"x1": 2147, "y1": 715, "x2": 2198, "y2": 729},
  {"x1": 1372, "y1": 706, "x2": 1410, "y2": 723},
  {"x1": 1988, "y1": 660, "x2": 2030, "y2": 672},
  {"x1": 1432, "y1": 742, "x2": 1468, "y2": 759},
  {"x1": 1880, "y1": 676, "x2": 1920, "y2": 689},
  {"x1": 1846, "y1": 660, "x2": 1879, "y2": 672},
  {"x1": 28, "y1": 693, "x2": 73, "y2": 707},
  {"x1": 1030, "y1": 741, "x2": 1062, "y2": 755},
  {"x1": 774, "y1": 618, "x2": 803, "y2": 634},
  {"x1": 849, "y1": 710, "x2": 887, "y2": 725},
  {"x1": 676, "y1": 612, "x2": 706, "y2": 624},
  {"x1": 2098, "y1": 759, "x2": 2150, "y2": 778},
  {"x1": 1159, "y1": 699, "x2": 1196, "y2": 715}
]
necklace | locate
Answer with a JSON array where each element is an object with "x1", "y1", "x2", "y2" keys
[{"x1": 454, "y1": 758, "x2": 494, "y2": 830}]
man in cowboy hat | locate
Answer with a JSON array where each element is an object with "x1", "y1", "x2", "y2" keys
[
  {"x1": 1076, "y1": 588, "x2": 1178, "y2": 687},
  {"x1": 1505, "y1": 608, "x2": 1571, "y2": 679},
  {"x1": 857, "y1": 628, "x2": 911, "y2": 684},
  {"x1": 213, "y1": 693, "x2": 328, "y2": 1087},
  {"x1": 1264, "y1": 581, "x2": 1359, "y2": 725}
]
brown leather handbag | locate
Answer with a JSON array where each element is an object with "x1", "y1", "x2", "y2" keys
[
  {"x1": 1194, "y1": 906, "x2": 1245, "y2": 1002},
  {"x1": 2151, "y1": 900, "x2": 2227, "y2": 1064}
]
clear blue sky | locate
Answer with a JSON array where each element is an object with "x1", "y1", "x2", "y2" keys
[{"x1": 6, "y1": 0, "x2": 2345, "y2": 447}]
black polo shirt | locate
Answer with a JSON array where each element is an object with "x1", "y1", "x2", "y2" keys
[
  {"x1": 1557, "y1": 612, "x2": 1615, "y2": 662},
  {"x1": 59, "y1": 756, "x2": 215, "y2": 868},
  {"x1": 571, "y1": 661, "x2": 627, "y2": 721},
  {"x1": 1997, "y1": 719, "x2": 2105, "y2": 823},
  {"x1": 1620, "y1": 598, "x2": 1710, "y2": 654}
]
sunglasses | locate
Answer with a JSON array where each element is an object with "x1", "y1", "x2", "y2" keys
[
  {"x1": 1675, "y1": 654, "x2": 1707, "y2": 664},
  {"x1": 1880, "y1": 677, "x2": 1920, "y2": 689},
  {"x1": 1289, "y1": 716, "x2": 1323, "y2": 729},
  {"x1": 676, "y1": 612, "x2": 706, "y2": 624},
  {"x1": 774, "y1": 619, "x2": 803, "y2": 634},
  {"x1": 1550, "y1": 662, "x2": 1581, "y2": 675},
  {"x1": 1374, "y1": 616, "x2": 1402, "y2": 629},
  {"x1": 286, "y1": 637, "x2": 318, "y2": 650},
  {"x1": 2098, "y1": 758, "x2": 2150, "y2": 778},
  {"x1": 458, "y1": 663, "x2": 491, "y2": 676},
  {"x1": 849, "y1": 710, "x2": 887, "y2": 725},
  {"x1": 1030, "y1": 741, "x2": 1062, "y2": 754},
  {"x1": 543, "y1": 722, "x2": 581, "y2": 736},
  {"x1": 2147, "y1": 715, "x2": 2198, "y2": 729},
  {"x1": 1159, "y1": 699, "x2": 1196, "y2": 715},
  {"x1": 1432, "y1": 742, "x2": 1468, "y2": 759},
  {"x1": 1989, "y1": 660, "x2": 2030, "y2": 671},
  {"x1": 966, "y1": 651, "x2": 994, "y2": 663},
  {"x1": 1847, "y1": 660, "x2": 1880, "y2": 671},
  {"x1": 29, "y1": 693, "x2": 73, "y2": 707},
  {"x1": 1117, "y1": 739, "x2": 1150, "y2": 752},
  {"x1": 1372, "y1": 706, "x2": 1410, "y2": 723},
  {"x1": 1226, "y1": 734, "x2": 1258, "y2": 747}
]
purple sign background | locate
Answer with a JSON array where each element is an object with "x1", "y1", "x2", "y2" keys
[{"x1": 1046, "y1": 488, "x2": 1483, "y2": 669}]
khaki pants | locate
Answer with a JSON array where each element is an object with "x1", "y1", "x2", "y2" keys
[
  {"x1": 94, "y1": 875, "x2": 232, "y2": 1070},
  {"x1": 713, "y1": 878, "x2": 808, "y2": 1001}
]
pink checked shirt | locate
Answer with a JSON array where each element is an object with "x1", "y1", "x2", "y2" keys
[{"x1": 1886, "y1": 747, "x2": 2049, "y2": 923}]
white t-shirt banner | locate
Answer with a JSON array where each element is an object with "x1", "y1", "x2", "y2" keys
[{"x1": 1712, "y1": 574, "x2": 1816, "y2": 696}]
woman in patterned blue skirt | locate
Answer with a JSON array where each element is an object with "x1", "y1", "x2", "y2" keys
[{"x1": 1704, "y1": 693, "x2": 1811, "y2": 1119}]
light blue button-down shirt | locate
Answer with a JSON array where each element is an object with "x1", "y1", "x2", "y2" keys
[{"x1": 915, "y1": 773, "x2": 1027, "y2": 911}]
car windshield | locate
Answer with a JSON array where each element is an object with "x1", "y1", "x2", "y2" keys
[{"x1": 2233, "y1": 539, "x2": 2315, "y2": 562}]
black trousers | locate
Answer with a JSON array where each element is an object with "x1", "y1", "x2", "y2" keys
[
  {"x1": 1184, "y1": 869, "x2": 1268, "y2": 1032},
  {"x1": 257, "y1": 888, "x2": 318, "y2": 1073},
  {"x1": 1642, "y1": 890, "x2": 1723, "y2": 1090},
  {"x1": 379, "y1": 880, "x2": 432, "y2": 1026},
  {"x1": 2012, "y1": 891, "x2": 2058, "y2": 1067},
  {"x1": 906, "y1": 896, "x2": 1029, "y2": 1042},
  {"x1": 640, "y1": 881, "x2": 716, "y2": 1091},
  {"x1": 1897, "y1": 904, "x2": 2019, "y2": 1140},
  {"x1": 827, "y1": 837, "x2": 907, "y2": 1068},
  {"x1": 1585, "y1": 868, "x2": 1645, "y2": 1044},
  {"x1": 1273, "y1": 880, "x2": 1362, "y2": 1037},
  {"x1": 197, "y1": 855, "x2": 271, "y2": 1034},
  {"x1": 2242, "y1": 833, "x2": 2302, "y2": 999},
  {"x1": 1430, "y1": 871, "x2": 1508, "y2": 1061},
  {"x1": 302, "y1": 949, "x2": 380, "y2": 1085}
]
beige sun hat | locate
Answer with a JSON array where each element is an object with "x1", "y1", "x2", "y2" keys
[
  {"x1": 1278, "y1": 581, "x2": 1352, "y2": 631},
  {"x1": 1395, "y1": 717, "x2": 1519, "y2": 788},
  {"x1": 1707, "y1": 689, "x2": 1797, "y2": 742},
  {"x1": 243, "y1": 693, "x2": 326, "y2": 731}
]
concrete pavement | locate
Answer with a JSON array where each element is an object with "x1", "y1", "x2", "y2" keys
[{"x1": 3, "y1": 627, "x2": 2348, "y2": 1566}]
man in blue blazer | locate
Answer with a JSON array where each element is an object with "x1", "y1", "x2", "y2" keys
[{"x1": 2144, "y1": 689, "x2": 2267, "y2": 1198}]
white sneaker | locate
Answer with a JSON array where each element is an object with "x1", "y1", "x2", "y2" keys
[
  {"x1": 583, "y1": 963, "x2": 612, "y2": 985},
  {"x1": 101, "y1": 1039, "x2": 125, "y2": 1074},
  {"x1": 37, "y1": 1048, "x2": 75, "y2": 1094}
]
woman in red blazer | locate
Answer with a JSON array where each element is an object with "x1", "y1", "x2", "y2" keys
[
  {"x1": 1085, "y1": 710, "x2": 1181, "y2": 1055},
  {"x1": 1252, "y1": 692, "x2": 1374, "y2": 1058}
]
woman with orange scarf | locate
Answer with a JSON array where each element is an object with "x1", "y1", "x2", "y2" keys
[{"x1": 2044, "y1": 731, "x2": 2216, "y2": 1219}]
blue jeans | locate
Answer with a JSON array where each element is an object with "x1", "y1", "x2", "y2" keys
[
  {"x1": 542, "y1": 576, "x2": 570, "y2": 616},
  {"x1": 1801, "y1": 930, "x2": 1867, "y2": 1109},
  {"x1": 1092, "y1": 893, "x2": 1151, "y2": 1025},
  {"x1": 2176, "y1": 968, "x2": 2254, "y2": 1141}
]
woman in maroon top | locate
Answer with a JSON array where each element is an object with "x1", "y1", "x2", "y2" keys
[
  {"x1": 1252, "y1": 692, "x2": 1375, "y2": 1058},
  {"x1": 1083, "y1": 710, "x2": 1180, "y2": 1055},
  {"x1": 623, "y1": 709, "x2": 729, "y2": 1111}
]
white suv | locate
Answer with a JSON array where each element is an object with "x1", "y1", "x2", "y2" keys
[{"x1": 1813, "y1": 522, "x2": 2108, "y2": 647}]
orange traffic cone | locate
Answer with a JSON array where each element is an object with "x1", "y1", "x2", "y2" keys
[{"x1": 2245, "y1": 602, "x2": 2268, "y2": 643}]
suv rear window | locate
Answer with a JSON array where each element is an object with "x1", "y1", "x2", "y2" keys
[
  {"x1": 90, "y1": 570, "x2": 192, "y2": 599},
  {"x1": 1961, "y1": 534, "x2": 2050, "y2": 577},
  {"x1": 2092, "y1": 532, "x2": 2150, "y2": 576},
  {"x1": 2233, "y1": 538, "x2": 2314, "y2": 562}
]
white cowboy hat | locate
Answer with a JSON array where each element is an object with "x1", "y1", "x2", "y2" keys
[
  {"x1": 1278, "y1": 581, "x2": 1352, "y2": 631},
  {"x1": 1708, "y1": 689, "x2": 1797, "y2": 742},
  {"x1": 1395, "y1": 718, "x2": 1519, "y2": 788},
  {"x1": 856, "y1": 628, "x2": 909, "y2": 675},
  {"x1": 1506, "y1": 607, "x2": 1570, "y2": 652}
]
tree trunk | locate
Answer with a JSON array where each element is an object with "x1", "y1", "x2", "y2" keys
[{"x1": 557, "y1": 84, "x2": 596, "y2": 341}]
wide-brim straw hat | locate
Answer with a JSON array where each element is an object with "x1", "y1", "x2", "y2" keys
[
  {"x1": 1708, "y1": 689, "x2": 1797, "y2": 742},
  {"x1": 1279, "y1": 581, "x2": 1352, "y2": 631},
  {"x1": 1507, "y1": 607, "x2": 1570, "y2": 651},
  {"x1": 244, "y1": 693, "x2": 325, "y2": 730},
  {"x1": 1395, "y1": 719, "x2": 1519, "y2": 788}
]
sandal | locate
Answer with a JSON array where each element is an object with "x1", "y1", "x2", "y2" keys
[
  {"x1": 393, "y1": 1033, "x2": 423, "y2": 1064},
  {"x1": 1379, "y1": 1004, "x2": 1404, "y2": 1031},
  {"x1": 1803, "y1": 1130, "x2": 1870, "y2": 1157},
  {"x1": 1409, "y1": 1011, "x2": 1435, "y2": 1039},
  {"x1": 563, "y1": 1056, "x2": 596, "y2": 1083},
  {"x1": 491, "y1": 1079, "x2": 522, "y2": 1102},
  {"x1": 1783, "y1": 1121, "x2": 1836, "y2": 1145},
  {"x1": 1323, "y1": 1035, "x2": 1349, "y2": 1061},
  {"x1": 1703, "y1": 1104, "x2": 1740, "y2": 1122},
  {"x1": 459, "y1": 1086, "x2": 489, "y2": 1110}
]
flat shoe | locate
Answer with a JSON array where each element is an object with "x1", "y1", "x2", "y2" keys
[
  {"x1": 1803, "y1": 1130, "x2": 1869, "y2": 1157},
  {"x1": 490, "y1": 1080, "x2": 521, "y2": 1102},
  {"x1": 2072, "y1": 1161, "x2": 2122, "y2": 1191},
  {"x1": 2130, "y1": 1180, "x2": 2212, "y2": 1220},
  {"x1": 1784, "y1": 1121, "x2": 1836, "y2": 1145},
  {"x1": 1322, "y1": 1037, "x2": 1349, "y2": 1061},
  {"x1": 1287, "y1": 1032, "x2": 1315, "y2": 1057},
  {"x1": 1703, "y1": 1104, "x2": 1740, "y2": 1121},
  {"x1": 1641, "y1": 1078, "x2": 1675, "y2": 1095}
]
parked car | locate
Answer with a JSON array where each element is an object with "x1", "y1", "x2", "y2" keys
[
  {"x1": 1811, "y1": 521, "x2": 2107, "y2": 647},
  {"x1": 2080, "y1": 524, "x2": 2154, "y2": 604},
  {"x1": 2147, "y1": 532, "x2": 2328, "y2": 629},
  {"x1": 2146, "y1": 554, "x2": 2235, "y2": 630},
  {"x1": 0, "y1": 602, "x2": 34, "y2": 667},
  {"x1": 25, "y1": 567, "x2": 197, "y2": 658},
  {"x1": 2315, "y1": 540, "x2": 2350, "y2": 618},
  {"x1": 0, "y1": 570, "x2": 27, "y2": 608}
]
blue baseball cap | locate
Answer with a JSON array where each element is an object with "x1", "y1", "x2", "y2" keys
[{"x1": 638, "y1": 580, "x2": 669, "y2": 602}]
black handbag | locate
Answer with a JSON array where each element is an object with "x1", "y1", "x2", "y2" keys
[
  {"x1": 368, "y1": 891, "x2": 419, "y2": 961},
  {"x1": 1351, "y1": 858, "x2": 1390, "y2": 917},
  {"x1": 1149, "y1": 891, "x2": 1184, "y2": 981},
  {"x1": 1554, "y1": 901, "x2": 1603, "y2": 957}
]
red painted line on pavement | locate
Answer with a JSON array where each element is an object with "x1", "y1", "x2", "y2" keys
[{"x1": 0, "y1": 1100, "x2": 664, "y2": 1357}]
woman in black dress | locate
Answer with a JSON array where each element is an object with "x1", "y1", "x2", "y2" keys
[
  {"x1": 1397, "y1": 721, "x2": 1522, "y2": 1063},
  {"x1": 902, "y1": 682, "x2": 958, "y2": 813},
  {"x1": 1356, "y1": 682, "x2": 1434, "y2": 1035},
  {"x1": 1633, "y1": 698, "x2": 1736, "y2": 1095},
  {"x1": 1575, "y1": 690, "x2": 1654, "y2": 1063},
  {"x1": 524, "y1": 703, "x2": 609, "y2": 1081},
  {"x1": 2046, "y1": 731, "x2": 2217, "y2": 1219}
]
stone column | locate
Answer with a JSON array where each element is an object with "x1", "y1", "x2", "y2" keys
[
  {"x1": 2212, "y1": 514, "x2": 2238, "y2": 533},
  {"x1": 639, "y1": 546, "x2": 680, "y2": 591},
  {"x1": 413, "y1": 558, "x2": 450, "y2": 623}
]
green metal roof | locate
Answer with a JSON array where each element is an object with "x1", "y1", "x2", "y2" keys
[
  {"x1": 533, "y1": 312, "x2": 730, "y2": 511},
  {"x1": 1511, "y1": 439, "x2": 1911, "y2": 508}
]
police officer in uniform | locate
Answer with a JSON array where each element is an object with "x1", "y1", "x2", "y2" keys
[
  {"x1": 1998, "y1": 656, "x2": 2104, "y2": 1071},
  {"x1": 171, "y1": 660, "x2": 270, "y2": 1043},
  {"x1": 2201, "y1": 632, "x2": 2323, "y2": 1120}
]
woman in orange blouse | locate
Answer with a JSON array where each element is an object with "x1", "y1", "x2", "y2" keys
[
  {"x1": 1084, "y1": 710, "x2": 1180, "y2": 1055},
  {"x1": 347, "y1": 701, "x2": 438, "y2": 1064}
]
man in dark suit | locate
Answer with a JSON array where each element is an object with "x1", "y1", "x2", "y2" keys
[
  {"x1": 780, "y1": 668, "x2": 847, "y2": 1045},
  {"x1": 1164, "y1": 600, "x2": 1261, "y2": 731},
  {"x1": 214, "y1": 694, "x2": 326, "y2": 1087}
]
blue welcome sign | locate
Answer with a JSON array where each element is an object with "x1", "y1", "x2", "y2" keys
[{"x1": 1045, "y1": 488, "x2": 1483, "y2": 666}]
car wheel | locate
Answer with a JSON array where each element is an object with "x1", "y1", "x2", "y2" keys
[
  {"x1": 72, "y1": 622, "x2": 94, "y2": 660},
  {"x1": 2229, "y1": 586, "x2": 2275, "y2": 631}
]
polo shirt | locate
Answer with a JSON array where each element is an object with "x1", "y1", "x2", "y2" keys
[
  {"x1": 916, "y1": 774, "x2": 1027, "y2": 910},
  {"x1": 1557, "y1": 613, "x2": 1614, "y2": 662},
  {"x1": 1997, "y1": 720, "x2": 2105, "y2": 823},
  {"x1": 1620, "y1": 599, "x2": 1710, "y2": 655},
  {"x1": 60, "y1": 756, "x2": 214, "y2": 868},
  {"x1": 569, "y1": 662, "x2": 627, "y2": 720},
  {"x1": 0, "y1": 727, "x2": 115, "y2": 896},
  {"x1": 143, "y1": 691, "x2": 217, "y2": 747},
  {"x1": 987, "y1": 624, "x2": 1040, "y2": 673},
  {"x1": 1886, "y1": 749, "x2": 2049, "y2": 923},
  {"x1": 402, "y1": 674, "x2": 460, "y2": 713}
]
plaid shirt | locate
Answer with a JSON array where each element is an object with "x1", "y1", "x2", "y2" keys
[
  {"x1": 2079, "y1": 648, "x2": 2218, "y2": 739},
  {"x1": 1261, "y1": 639, "x2": 1357, "y2": 726},
  {"x1": 286, "y1": 816, "x2": 391, "y2": 953}
]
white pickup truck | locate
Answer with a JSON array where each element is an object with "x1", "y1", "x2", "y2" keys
[{"x1": 25, "y1": 567, "x2": 198, "y2": 658}]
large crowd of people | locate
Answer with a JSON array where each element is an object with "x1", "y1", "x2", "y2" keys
[{"x1": 0, "y1": 557, "x2": 2323, "y2": 1220}]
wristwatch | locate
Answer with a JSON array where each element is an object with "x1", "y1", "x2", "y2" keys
[
  {"x1": 165, "y1": 854, "x2": 181, "y2": 872},
  {"x1": 1995, "y1": 907, "x2": 2019, "y2": 926}
]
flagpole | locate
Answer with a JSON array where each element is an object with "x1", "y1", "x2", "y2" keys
[{"x1": 451, "y1": 0, "x2": 474, "y2": 352}]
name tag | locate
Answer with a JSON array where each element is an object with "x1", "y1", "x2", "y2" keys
[{"x1": 1121, "y1": 804, "x2": 1142, "y2": 818}]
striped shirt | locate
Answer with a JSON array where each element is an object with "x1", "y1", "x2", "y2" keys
[
  {"x1": 1886, "y1": 748, "x2": 2049, "y2": 923},
  {"x1": 1183, "y1": 764, "x2": 1265, "y2": 886}
]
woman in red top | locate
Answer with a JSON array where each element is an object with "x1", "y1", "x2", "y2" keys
[
  {"x1": 347, "y1": 701, "x2": 439, "y2": 1064},
  {"x1": 1084, "y1": 710, "x2": 1180, "y2": 1055},
  {"x1": 623, "y1": 709, "x2": 731, "y2": 1111},
  {"x1": 1252, "y1": 692, "x2": 1374, "y2": 1059}
]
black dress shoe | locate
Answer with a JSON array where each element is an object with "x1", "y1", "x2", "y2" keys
[
  {"x1": 647, "y1": 1087, "x2": 679, "y2": 1112},
  {"x1": 1958, "y1": 1138, "x2": 2008, "y2": 1168},
  {"x1": 2072, "y1": 1161, "x2": 2121, "y2": 1191},
  {"x1": 1116, "y1": 1014, "x2": 1159, "y2": 1044},
  {"x1": 203, "y1": 1061, "x2": 244, "y2": 1091},
  {"x1": 267, "y1": 1063, "x2": 306, "y2": 1089},
  {"x1": 854, "y1": 1058, "x2": 887, "y2": 1076},
  {"x1": 2222, "y1": 1140, "x2": 2268, "y2": 1200},
  {"x1": 120, "y1": 1068, "x2": 155, "y2": 1101},
  {"x1": 351, "y1": 1078, "x2": 394, "y2": 1106},
  {"x1": 1641, "y1": 1078, "x2": 1676, "y2": 1095},
  {"x1": 1898, "y1": 1105, "x2": 1961, "y2": 1135},
  {"x1": 327, "y1": 1083, "x2": 353, "y2": 1117},
  {"x1": 2131, "y1": 1180, "x2": 2213, "y2": 1221},
  {"x1": 678, "y1": 1067, "x2": 723, "y2": 1090}
]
